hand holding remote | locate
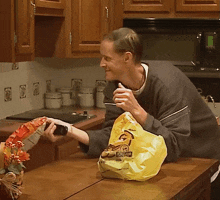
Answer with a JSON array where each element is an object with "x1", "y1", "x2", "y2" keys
[{"x1": 44, "y1": 122, "x2": 68, "y2": 136}]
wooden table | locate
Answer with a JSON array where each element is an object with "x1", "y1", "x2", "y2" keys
[{"x1": 19, "y1": 152, "x2": 219, "y2": 200}]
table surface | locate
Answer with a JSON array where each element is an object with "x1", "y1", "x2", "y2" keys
[{"x1": 19, "y1": 152, "x2": 219, "y2": 200}]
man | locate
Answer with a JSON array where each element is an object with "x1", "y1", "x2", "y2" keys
[{"x1": 44, "y1": 28, "x2": 220, "y2": 198}]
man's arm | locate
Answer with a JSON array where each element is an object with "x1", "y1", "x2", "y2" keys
[
  {"x1": 113, "y1": 83, "x2": 148, "y2": 126},
  {"x1": 43, "y1": 118, "x2": 89, "y2": 145},
  {"x1": 43, "y1": 103, "x2": 124, "y2": 158},
  {"x1": 113, "y1": 82, "x2": 191, "y2": 162}
]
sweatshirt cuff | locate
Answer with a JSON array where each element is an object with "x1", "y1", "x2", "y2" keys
[
  {"x1": 143, "y1": 114, "x2": 154, "y2": 132},
  {"x1": 79, "y1": 142, "x2": 89, "y2": 153},
  {"x1": 78, "y1": 130, "x2": 103, "y2": 158}
]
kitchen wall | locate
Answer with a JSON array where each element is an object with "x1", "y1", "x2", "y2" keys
[
  {"x1": 1, "y1": 33, "x2": 218, "y2": 120},
  {"x1": 0, "y1": 57, "x2": 105, "y2": 120}
]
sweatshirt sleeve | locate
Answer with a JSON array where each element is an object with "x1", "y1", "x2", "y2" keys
[
  {"x1": 79, "y1": 103, "x2": 124, "y2": 158},
  {"x1": 143, "y1": 103, "x2": 190, "y2": 162},
  {"x1": 138, "y1": 66, "x2": 196, "y2": 163}
]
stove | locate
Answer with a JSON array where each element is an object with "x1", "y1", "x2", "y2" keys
[{"x1": 6, "y1": 109, "x2": 95, "y2": 124}]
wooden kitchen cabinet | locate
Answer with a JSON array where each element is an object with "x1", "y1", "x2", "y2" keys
[
  {"x1": 1, "y1": 0, "x2": 123, "y2": 61},
  {"x1": 0, "y1": 0, "x2": 35, "y2": 62},
  {"x1": 35, "y1": 0, "x2": 123, "y2": 58},
  {"x1": 175, "y1": 0, "x2": 220, "y2": 18},
  {"x1": 34, "y1": 0, "x2": 65, "y2": 9},
  {"x1": 124, "y1": 0, "x2": 172, "y2": 13},
  {"x1": 16, "y1": 0, "x2": 35, "y2": 57},
  {"x1": 33, "y1": 0, "x2": 65, "y2": 17},
  {"x1": 176, "y1": 0, "x2": 219, "y2": 12},
  {"x1": 64, "y1": 0, "x2": 123, "y2": 57},
  {"x1": 35, "y1": 16, "x2": 66, "y2": 57},
  {"x1": 0, "y1": 0, "x2": 65, "y2": 62},
  {"x1": 123, "y1": 0, "x2": 220, "y2": 19}
]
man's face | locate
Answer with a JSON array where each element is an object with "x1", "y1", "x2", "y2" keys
[{"x1": 100, "y1": 40, "x2": 126, "y2": 82}]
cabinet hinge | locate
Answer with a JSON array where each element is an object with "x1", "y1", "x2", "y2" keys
[
  {"x1": 31, "y1": 1, "x2": 36, "y2": 14},
  {"x1": 69, "y1": 32, "x2": 72, "y2": 44},
  {"x1": 14, "y1": 33, "x2": 17, "y2": 45},
  {"x1": 105, "y1": 7, "x2": 109, "y2": 19}
]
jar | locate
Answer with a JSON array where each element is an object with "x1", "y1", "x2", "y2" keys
[
  {"x1": 57, "y1": 87, "x2": 74, "y2": 106},
  {"x1": 78, "y1": 87, "x2": 94, "y2": 107},
  {"x1": 45, "y1": 92, "x2": 62, "y2": 109},
  {"x1": 96, "y1": 86, "x2": 105, "y2": 108}
]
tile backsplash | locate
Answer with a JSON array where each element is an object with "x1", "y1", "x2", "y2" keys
[{"x1": 0, "y1": 57, "x2": 105, "y2": 120}]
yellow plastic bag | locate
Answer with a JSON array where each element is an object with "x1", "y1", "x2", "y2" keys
[{"x1": 98, "y1": 112, "x2": 167, "y2": 181}]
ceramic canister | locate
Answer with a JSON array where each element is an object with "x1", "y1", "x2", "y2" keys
[
  {"x1": 45, "y1": 92, "x2": 62, "y2": 109},
  {"x1": 57, "y1": 87, "x2": 74, "y2": 106},
  {"x1": 96, "y1": 86, "x2": 105, "y2": 108},
  {"x1": 78, "y1": 87, "x2": 94, "y2": 107}
]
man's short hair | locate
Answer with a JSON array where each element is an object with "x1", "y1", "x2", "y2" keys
[{"x1": 103, "y1": 28, "x2": 143, "y2": 64}]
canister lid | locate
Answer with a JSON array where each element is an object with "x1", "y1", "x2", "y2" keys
[
  {"x1": 57, "y1": 87, "x2": 73, "y2": 93},
  {"x1": 45, "y1": 92, "x2": 62, "y2": 98}
]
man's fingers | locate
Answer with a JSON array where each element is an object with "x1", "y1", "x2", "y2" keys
[
  {"x1": 118, "y1": 82, "x2": 126, "y2": 88},
  {"x1": 114, "y1": 97, "x2": 127, "y2": 103},
  {"x1": 113, "y1": 83, "x2": 126, "y2": 96},
  {"x1": 44, "y1": 122, "x2": 55, "y2": 134},
  {"x1": 50, "y1": 124, "x2": 57, "y2": 132}
]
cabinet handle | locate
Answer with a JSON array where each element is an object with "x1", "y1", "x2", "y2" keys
[
  {"x1": 31, "y1": 1, "x2": 36, "y2": 14},
  {"x1": 105, "y1": 7, "x2": 109, "y2": 19},
  {"x1": 69, "y1": 32, "x2": 72, "y2": 45}
]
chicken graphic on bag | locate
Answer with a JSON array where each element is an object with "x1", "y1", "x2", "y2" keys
[{"x1": 101, "y1": 129, "x2": 134, "y2": 159}]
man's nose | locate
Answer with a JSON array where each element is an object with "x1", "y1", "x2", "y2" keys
[{"x1": 100, "y1": 57, "x2": 106, "y2": 68}]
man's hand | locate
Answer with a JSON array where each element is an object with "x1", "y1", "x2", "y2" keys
[
  {"x1": 43, "y1": 118, "x2": 90, "y2": 145},
  {"x1": 113, "y1": 83, "x2": 148, "y2": 126},
  {"x1": 43, "y1": 118, "x2": 71, "y2": 142},
  {"x1": 113, "y1": 83, "x2": 140, "y2": 113}
]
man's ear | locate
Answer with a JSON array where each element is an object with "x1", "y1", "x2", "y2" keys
[{"x1": 124, "y1": 52, "x2": 133, "y2": 62}]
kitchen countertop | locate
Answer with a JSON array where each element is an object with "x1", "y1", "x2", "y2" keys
[{"x1": 0, "y1": 106, "x2": 106, "y2": 138}]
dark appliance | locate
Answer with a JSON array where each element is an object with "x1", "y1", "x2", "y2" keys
[
  {"x1": 198, "y1": 31, "x2": 219, "y2": 69},
  {"x1": 123, "y1": 18, "x2": 220, "y2": 71},
  {"x1": 6, "y1": 109, "x2": 95, "y2": 124}
]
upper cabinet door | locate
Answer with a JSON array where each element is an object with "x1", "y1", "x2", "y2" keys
[
  {"x1": 176, "y1": 0, "x2": 219, "y2": 12},
  {"x1": 71, "y1": 0, "x2": 108, "y2": 53},
  {"x1": 0, "y1": 0, "x2": 15, "y2": 62},
  {"x1": 71, "y1": 0, "x2": 117, "y2": 53},
  {"x1": 15, "y1": 0, "x2": 35, "y2": 55},
  {"x1": 34, "y1": 0, "x2": 65, "y2": 9},
  {"x1": 124, "y1": 0, "x2": 171, "y2": 12}
]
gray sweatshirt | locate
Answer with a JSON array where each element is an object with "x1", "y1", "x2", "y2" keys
[{"x1": 80, "y1": 61, "x2": 220, "y2": 162}]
